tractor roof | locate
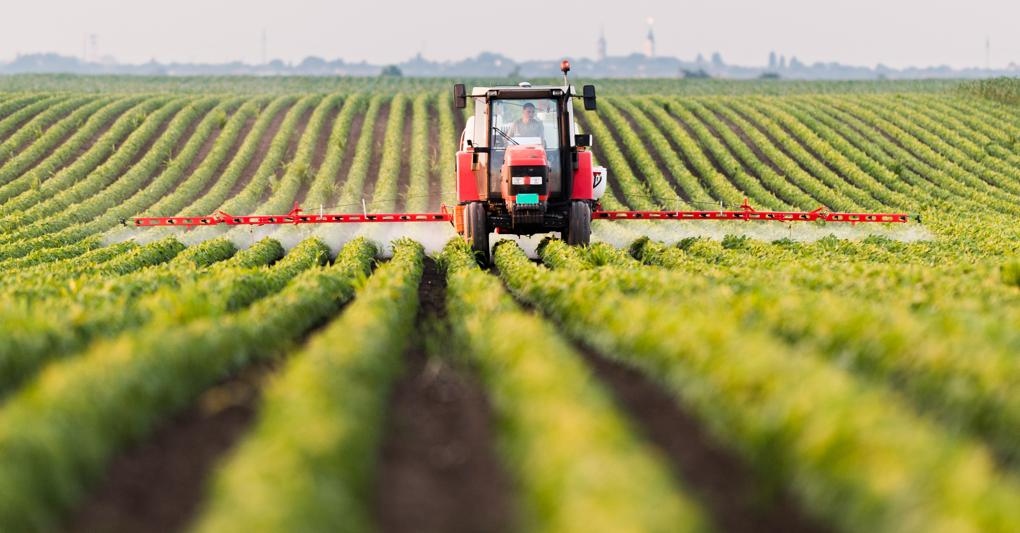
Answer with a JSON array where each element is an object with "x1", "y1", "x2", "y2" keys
[{"x1": 468, "y1": 84, "x2": 575, "y2": 100}]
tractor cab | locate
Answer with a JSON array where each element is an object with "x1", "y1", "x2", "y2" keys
[{"x1": 453, "y1": 61, "x2": 606, "y2": 264}]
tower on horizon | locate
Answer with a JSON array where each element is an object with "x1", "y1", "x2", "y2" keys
[
  {"x1": 597, "y1": 27, "x2": 607, "y2": 62},
  {"x1": 644, "y1": 18, "x2": 655, "y2": 58}
]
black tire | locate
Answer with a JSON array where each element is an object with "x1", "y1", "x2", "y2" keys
[
  {"x1": 566, "y1": 201, "x2": 591, "y2": 246},
  {"x1": 468, "y1": 202, "x2": 490, "y2": 265}
]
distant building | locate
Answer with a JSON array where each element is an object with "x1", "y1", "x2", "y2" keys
[
  {"x1": 597, "y1": 28, "x2": 607, "y2": 62},
  {"x1": 644, "y1": 18, "x2": 655, "y2": 58}
]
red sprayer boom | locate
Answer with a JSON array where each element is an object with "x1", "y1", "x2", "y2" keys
[{"x1": 128, "y1": 200, "x2": 911, "y2": 228}]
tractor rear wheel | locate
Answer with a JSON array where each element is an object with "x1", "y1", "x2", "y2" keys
[
  {"x1": 468, "y1": 202, "x2": 490, "y2": 265},
  {"x1": 566, "y1": 201, "x2": 591, "y2": 246}
]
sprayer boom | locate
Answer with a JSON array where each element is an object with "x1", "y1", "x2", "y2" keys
[{"x1": 127, "y1": 201, "x2": 912, "y2": 229}]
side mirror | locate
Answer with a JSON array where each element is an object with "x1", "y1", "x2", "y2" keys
[
  {"x1": 582, "y1": 84, "x2": 596, "y2": 111},
  {"x1": 454, "y1": 84, "x2": 467, "y2": 109},
  {"x1": 575, "y1": 134, "x2": 592, "y2": 148}
]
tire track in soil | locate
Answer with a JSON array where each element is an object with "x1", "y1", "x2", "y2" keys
[
  {"x1": 62, "y1": 362, "x2": 275, "y2": 533},
  {"x1": 225, "y1": 99, "x2": 294, "y2": 200},
  {"x1": 372, "y1": 258, "x2": 517, "y2": 533},
  {"x1": 578, "y1": 347, "x2": 830, "y2": 533}
]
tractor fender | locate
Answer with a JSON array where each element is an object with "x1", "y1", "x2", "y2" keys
[{"x1": 456, "y1": 151, "x2": 481, "y2": 203}]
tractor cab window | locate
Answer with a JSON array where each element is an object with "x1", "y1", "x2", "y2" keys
[{"x1": 490, "y1": 99, "x2": 560, "y2": 150}]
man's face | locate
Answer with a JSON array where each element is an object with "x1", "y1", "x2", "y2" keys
[{"x1": 522, "y1": 106, "x2": 535, "y2": 122}]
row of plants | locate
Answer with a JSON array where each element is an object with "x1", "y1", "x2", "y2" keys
[
  {"x1": 613, "y1": 97, "x2": 727, "y2": 208},
  {"x1": 178, "y1": 95, "x2": 296, "y2": 217},
  {"x1": 192, "y1": 239, "x2": 422, "y2": 533},
  {"x1": 650, "y1": 96, "x2": 792, "y2": 210},
  {"x1": 681, "y1": 98, "x2": 835, "y2": 211},
  {"x1": 255, "y1": 94, "x2": 342, "y2": 215},
  {"x1": 855, "y1": 96, "x2": 1020, "y2": 198},
  {"x1": 364, "y1": 93, "x2": 407, "y2": 212},
  {"x1": 0, "y1": 96, "x2": 171, "y2": 221},
  {"x1": 627, "y1": 235, "x2": 1020, "y2": 466},
  {"x1": 724, "y1": 99, "x2": 885, "y2": 210},
  {"x1": 0, "y1": 97, "x2": 143, "y2": 206},
  {"x1": 765, "y1": 97, "x2": 921, "y2": 209},
  {"x1": 303, "y1": 93, "x2": 368, "y2": 208},
  {"x1": 0, "y1": 238, "x2": 377, "y2": 532},
  {"x1": 404, "y1": 91, "x2": 431, "y2": 211},
  {"x1": 597, "y1": 98, "x2": 688, "y2": 209},
  {"x1": 497, "y1": 240, "x2": 1020, "y2": 533},
  {"x1": 333, "y1": 93, "x2": 386, "y2": 209},
  {"x1": 0, "y1": 94, "x2": 65, "y2": 144},
  {"x1": 442, "y1": 238, "x2": 706, "y2": 532},
  {"x1": 0, "y1": 98, "x2": 231, "y2": 261},
  {"x1": 140, "y1": 97, "x2": 262, "y2": 218},
  {"x1": 818, "y1": 96, "x2": 1020, "y2": 215},
  {"x1": 0, "y1": 96, "x2": 111, "y2": 187}
]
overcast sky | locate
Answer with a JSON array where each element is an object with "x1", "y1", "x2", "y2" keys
[{"x1": 1, "y1": 0, "x2": 1018, "y2": 69}]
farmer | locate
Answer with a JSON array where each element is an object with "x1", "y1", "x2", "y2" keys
[{"x1": 506, "y1": 102, "x2": 545, "y2": 139}]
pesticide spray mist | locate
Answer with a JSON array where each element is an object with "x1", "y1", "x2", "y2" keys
[
  {"x1": 590, "y1": 220, "x2": 934, "y2": 249},
  {"x1": 104, "y1": 218, "x2": 932, "y2": 261}
]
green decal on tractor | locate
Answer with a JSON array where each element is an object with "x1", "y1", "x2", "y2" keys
[{"x1": 516, "y1": 193, "x2": 539, "y2": 205}]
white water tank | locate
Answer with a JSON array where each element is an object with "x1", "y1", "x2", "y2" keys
[{"x1": 592, "y1": 166, "x2": 607, "y2": 200}]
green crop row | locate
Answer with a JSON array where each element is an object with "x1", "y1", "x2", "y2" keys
[
  {"x1": 193, "y1": 239, "x2": 421, "y2": 533},
  {"x1": 0, "y1": 237, "x2": 376, "y2": 532},
  {"x1": 498, "y1": 240, "x2": 1020, "y2": 533},
  {"x1": 442, "y1": 238, "x2": 706, "y2": 532}
]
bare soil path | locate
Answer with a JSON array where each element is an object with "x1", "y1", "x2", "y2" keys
[{"x1": 372, "y1": 258, "x2": 517, "y2": 533}]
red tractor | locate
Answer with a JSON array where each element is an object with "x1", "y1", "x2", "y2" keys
[{"x1": 452, "y1": 61, "x2": 605, "y2": 263}]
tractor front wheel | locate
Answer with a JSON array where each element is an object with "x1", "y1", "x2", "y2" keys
[
  {"x1": 467, "y1": 202, "x2": 490, "y2": 265},
  {"x1": 566, "y1": 201, "x2": 592, "y2": 246}
]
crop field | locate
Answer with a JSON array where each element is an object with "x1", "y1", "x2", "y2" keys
[{"x1": 0, "y1": 76, "x2": 1019, "y2": 532}]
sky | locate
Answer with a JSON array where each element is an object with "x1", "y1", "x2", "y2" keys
[{"x1": 1, "y1": 0, "x2": 1018, "y2": 70}]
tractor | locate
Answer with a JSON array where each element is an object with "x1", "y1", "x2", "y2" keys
[
  {"x1": 451, "y1": 61, "x2": 606, "y2": 263},
  {"x1": 128, "y1": 60, "x2": 912, "y2": 257}
]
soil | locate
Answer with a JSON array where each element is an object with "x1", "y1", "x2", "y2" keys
[
  {"x1": 190, "y1": 113, "x2": 256, "y2": 203},
  {"x1": 63, "y1": 362, "x2": 273, "y2": 533},
  {"x1": 294, "y1": 98, "x2": 343, "y2": 205},
  {"x1": 255, "y1": 101, "x2": 315, "y2": 204},
  {"x1": 371, "y1": 258, "x2": 517, "y2": 533},
  {"x1": 226, "y1": 99, "x2": 293, "y2": 199},
  {"x1": 580, "y1": 348, "x2": 830, "y2": 533},
  {"x1": 114, "y1": 100, "x2": 182, "y2": 184},
  {"x1": 13, "y1": 99, "x2": 103, "y2": 177},
  {"x1": 180, "y1": 109, "x2": 227, "y2": 179},
  {"x1": 706, "y1": 104, "x2": 784, "y2": 177},
  {"x1": 69, "y1": 100, "x2": 136, "y2": 163},
  {"x1": 361, "y1": 100, "x2": 392, "y2": 204}
]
